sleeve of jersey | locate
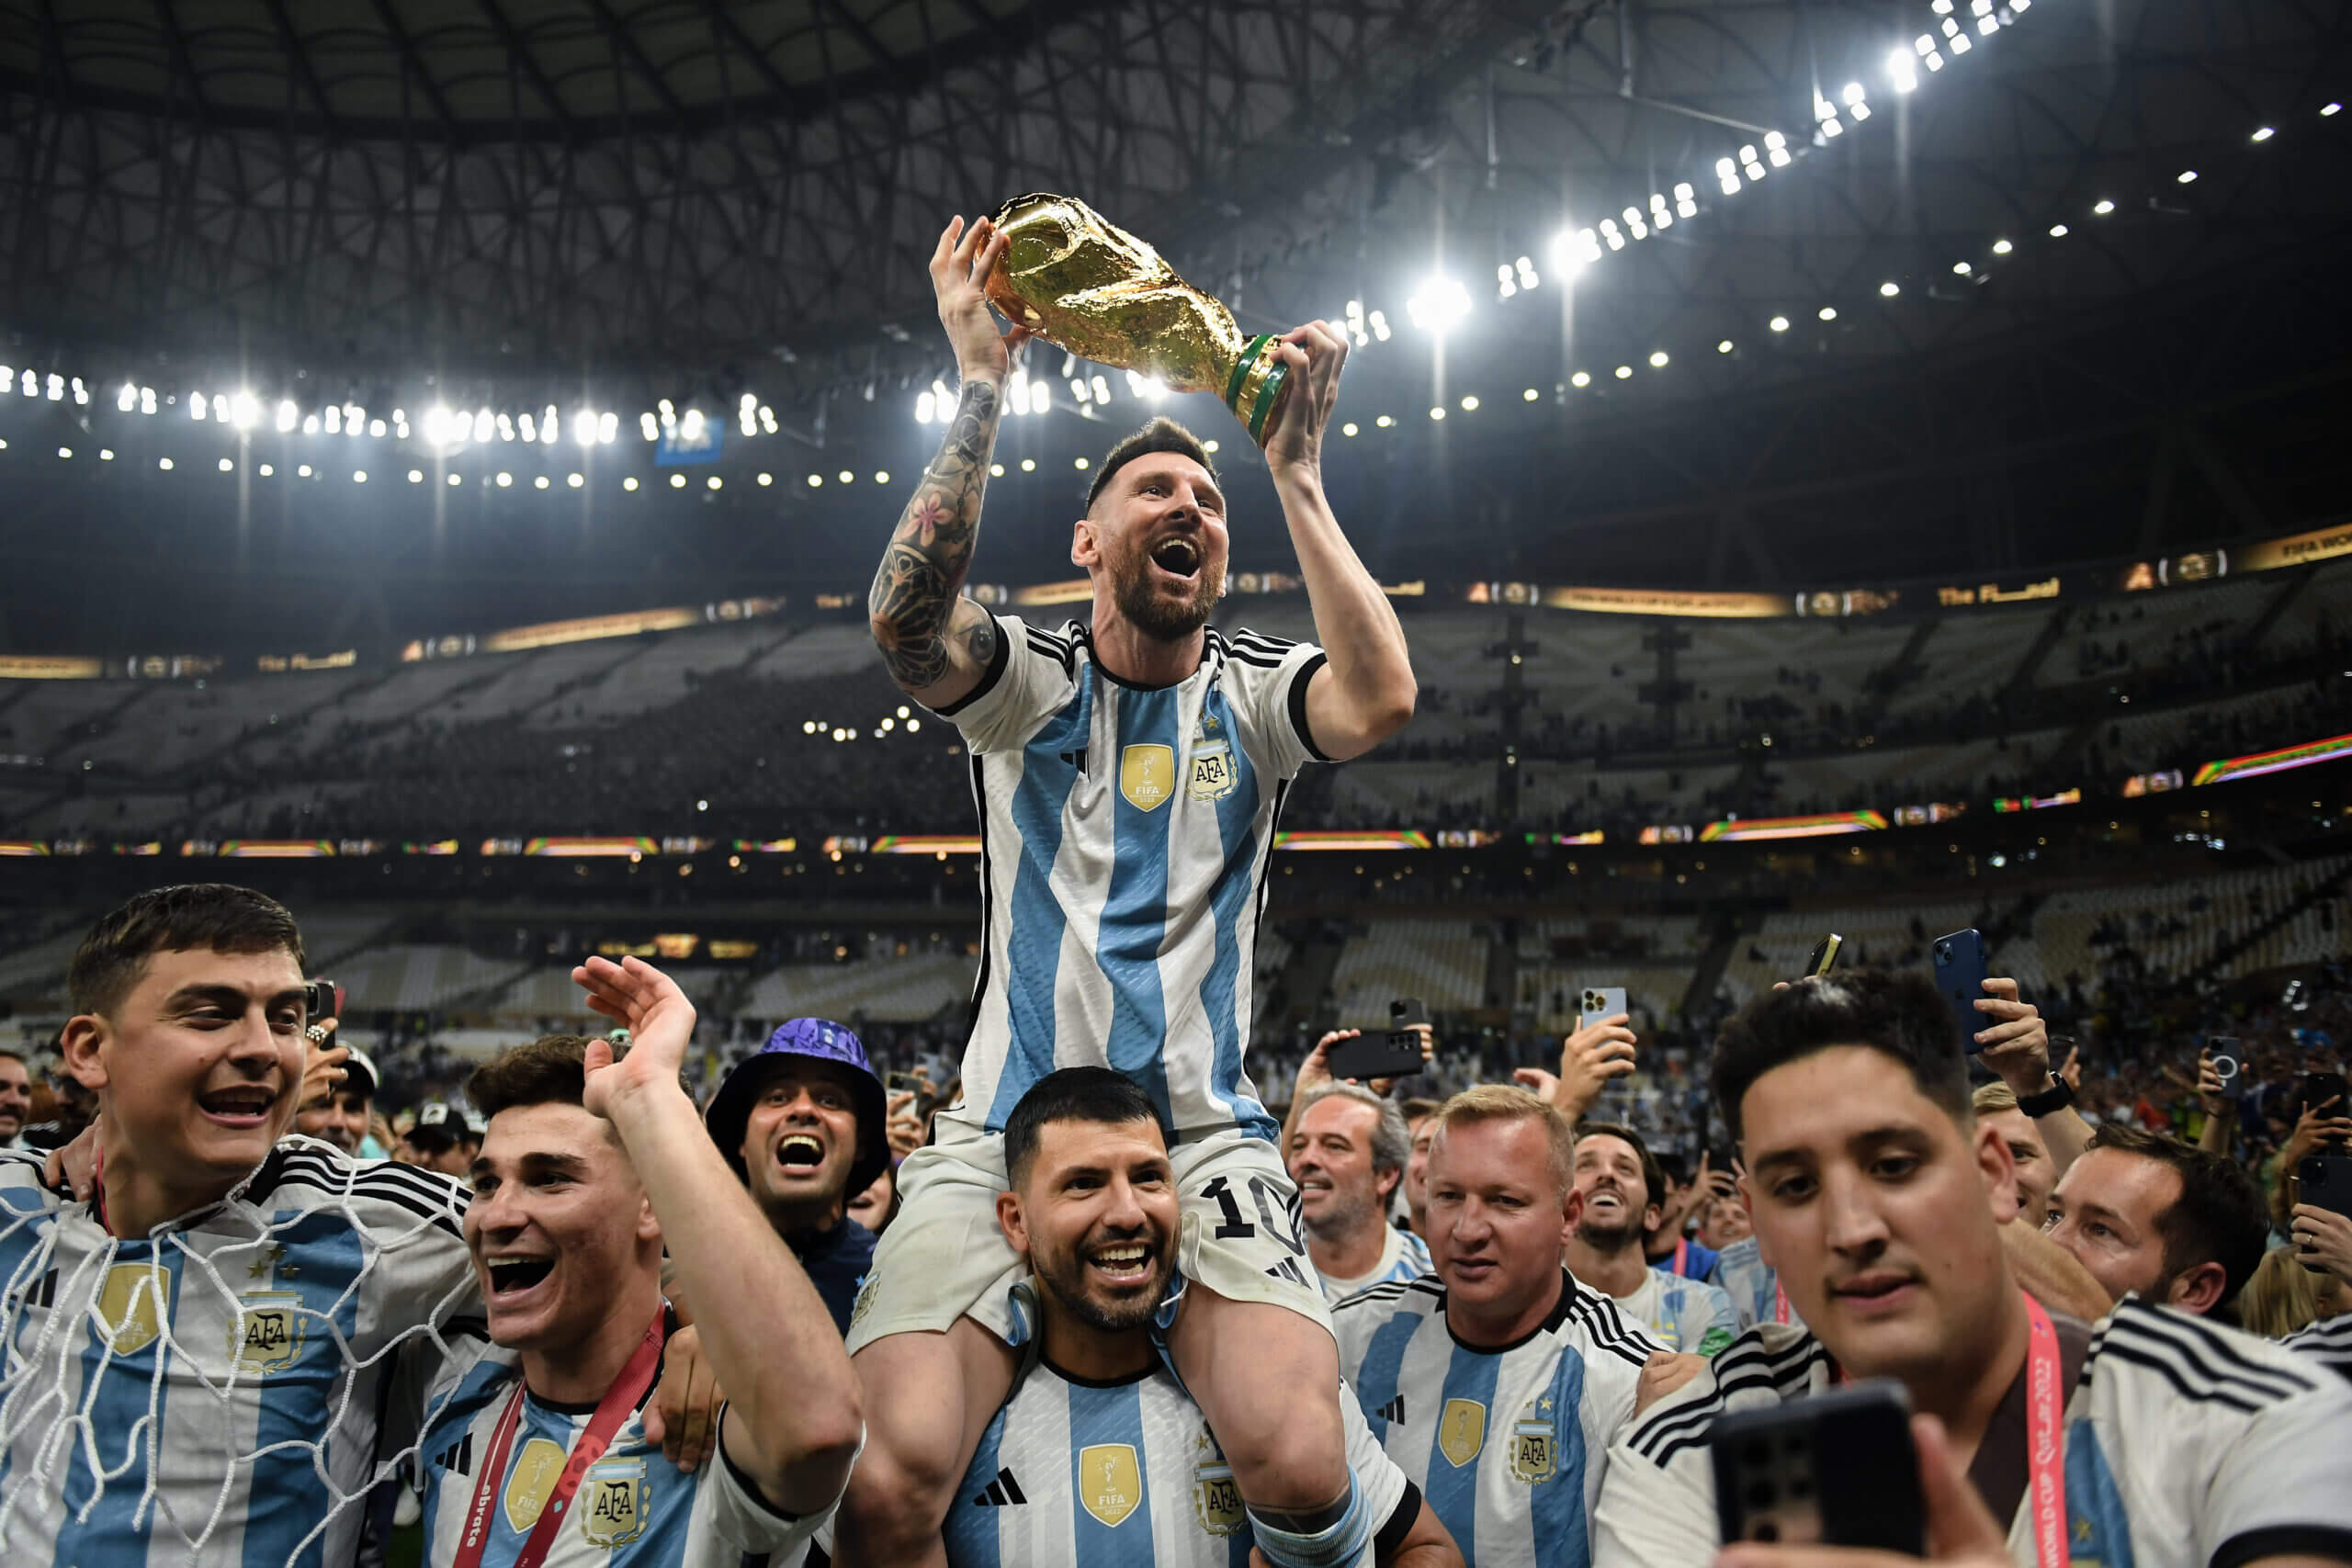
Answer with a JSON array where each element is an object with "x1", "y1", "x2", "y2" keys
[
  {"x1": 1226, "y1": 633, "x2": 1332, "y2": 775},
  {"x1": 1340, "y1": 1382, "x2": 1412, "y2": 1547},
  {"x1": 1591, "y1": 1371, "x2": 1725, "y2": 1568},
  {"x1": 926, "y1": 614, "x2": 1075, "y2": 754},
  {"x1": 1688, "y1": 1283, "x2": 1740, "y2": 1359},
  {"x1": 695, "y1": 1408, "x2": 856, "y2": 1559},
  {"x1": 2197, "y1": 1367, "x2": 2352, "y2": 1568}
]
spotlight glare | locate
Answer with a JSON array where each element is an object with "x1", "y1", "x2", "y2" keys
[
  {"x1": 408, "y1": 469, "x2": 423, "y2": 483},
  {"x1": 1613, "y1": 365, "x2": 1632, "y2": 379},
  {"x1": 2050, "y1": 223, "x2": 2069, "y2": 237},
  {"x1": 1770, "y1": 315, "x2": 1790, "y2": 333},
  {"x1": 1880, "y1": 281, "x2": 1900, "y2": 298},
  {"x1": 2251, "y1": 126, "x2": 2274, "y2": 141},
  {"x1": 1343, "y1": 421, "x2": 1361, "y2": 434},
  {"x1": 2094, "y1": 199, "x2": 2116, "y2": 215},
  {"x1": 1522, "y1": 388, "x2": 1538, "y2": 401},
  {"x1": 1993, "y1": 239, "x2": 2014, "y2": 254},
  {"x1": 1404, "y1": 276, "x2": 1473, "y2": 333},
  {"x1": 1459, "y1": 395, "x2": 1478, "y2": 411},
  {"x1": 2177, "y1": 169, "x2": 2198, "y2": 184},
  {"x1": 1818, "y1": 306, "x2": 1838, "y2": 321},
  {"x1": 1647, "y1": 351, "x2": 1668, "y2": 368},
  {"x1": 1570, "y1": 370, "x2": 1591, "y2": 388},
  {"x1": 1717, "y1": 340, "x2": 1734, "y2": 354}
]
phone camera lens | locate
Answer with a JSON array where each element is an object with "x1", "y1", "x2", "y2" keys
[
  {"x1": 1746, "y1": 1482, "x2": 1779, "y2": 1511},
  {"x1": 1753, "y1": 1521, "x2": 1781, "y2": 1543}
]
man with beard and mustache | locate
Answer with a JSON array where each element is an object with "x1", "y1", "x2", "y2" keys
[
  {"x1": 1289, "y1": 1082, "x2": 1431, "y2": 1302},
  {"x1": 293, "y1": 1043, "x2": 381, "y2": 1156},
  {"x1": 851, "y1": 214, "x2": 1417, "y2": 1568},
  {"x1": 1594, "y1": 970, "x2": 2352, "y2": 1568},
  {"x1": 1566, "y1": 1124, "x2": 1738, "y2": 1359},
  {"x1": 0, "y1": 1049, "x2": 33, "y2": 1149},
  {"x1": 703, "y1": 1019, "x2": 889, "y2": 1336},
  {"x1": 935, "y1": 1068, "x2": 1459, "y2": 1568}
]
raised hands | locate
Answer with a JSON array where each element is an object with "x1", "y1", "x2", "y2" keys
[
  {"x1": 931, "y1": 216, "x2": 1032, "y2": 385},
  {"x1": 1261, "y1": 321, "x2": 1349, "y2": 473},
  {"x1": 571, "y1": 954, "x2": 696, "y2": 1120},
  {"x1": 1971, "y1": 978, "x2": 2051, "y2": 1093}
]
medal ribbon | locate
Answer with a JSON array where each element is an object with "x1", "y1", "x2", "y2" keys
[
  {"x1": 2021, "y1": 1292, "x2": 2069, "y2": 1568},
  {"x1": 453, "y1": 1309, "x2": 667, "y2": 1568}
]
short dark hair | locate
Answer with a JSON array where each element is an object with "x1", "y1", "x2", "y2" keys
[
  {"x1": 1400, "y1": 1097, "x2": 1443, "y2": 1126},
  {"x1": 1575, "y1": 1120, "x2": 1665, "y2": 1213},
  {"x1": 1084, "y1": 416, "x2": 1220, "y2": 514},
  {"x1": 1712, "y1": 970, "x2": 1970, "y2": 1145},
  {"x1": 468, "y1": 1035, "x2": 596, "y2": 1122},
  {"x1": 69, "y1": 885, "x2": 306, "y2": 1019},
  {"x1": 2086, "y1": 1122, "x2": 2269, "y2": 1308},
  {"x1": 1003, "y1": 1066, "x2": 1162, "y2": 1189}
]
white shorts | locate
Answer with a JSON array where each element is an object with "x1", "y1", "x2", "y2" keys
[{"x1": 845, "y1": 1125, "x2": 1330, "y2": 1354}]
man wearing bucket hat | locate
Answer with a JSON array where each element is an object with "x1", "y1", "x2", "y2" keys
[{"x1": 705, "y1": 1017, "x2": 889, "y2": 1334}]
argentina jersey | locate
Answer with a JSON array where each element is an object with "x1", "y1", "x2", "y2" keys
[
  {"x1": 1319, "y1": 1225, "x2": 1434, "y2": 1303},
  {"x1": 933, "y1": 617, "x2": 1329, "y2": 1139},
  {"x1": 0, "y1": 1141, "x2": 480, "y2": 1567},
  {"x1": 1706, "y1": 1235, "x2": 1795, "y2": 1333},
  {"x1": 942, "y1": 1357, "x2": 1413, "y2": 1568},
  {"x1": 1334, "y1": 1273, "x2": 1657, "y2": 1568},
  {"x1": 1609, "y1": 1268, "x2": 1737, "y2": 1358},
  {"x1": 417, "y1": 1334, "x2": 829, "y2": 1567}
]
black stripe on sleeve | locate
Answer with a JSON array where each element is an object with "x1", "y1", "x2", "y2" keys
[
  {"x1": 932, "y1": 614, "x2": 1015, "y2": 718},
  {"x1": 2211, "y1": 1525, "x2": 2352, "y2": 1568},
  {"x1": 1287, "y1": 650, "x2": 1332, "y2": 762},
  {"x1": 1374, "y1": 1479, "x2": 1425, "y2": 1559}
]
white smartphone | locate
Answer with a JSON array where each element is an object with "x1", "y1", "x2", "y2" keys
[{"x1": 1579, "y1": 986, "x2": 1628, "y2": 1029}]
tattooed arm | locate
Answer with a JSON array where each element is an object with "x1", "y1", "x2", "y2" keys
[{"x1": 868, "y1": 214, "x2": 1029, "y2": 708}]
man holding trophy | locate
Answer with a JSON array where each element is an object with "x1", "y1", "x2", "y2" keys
[{"x1": 846, "y1": 199, "x2": 1419, "y2": 1567}]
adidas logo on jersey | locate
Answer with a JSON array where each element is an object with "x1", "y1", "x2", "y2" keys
[
  {"x1": 1374, "y1": 1395, "x2": 1408, "y2": 1425},
  {"x1": 971, "y1": 1467, "x2": 1027, "y2": 1507},
  {"x1": 1263, "y1": 1257, "x2": 1311, "y2": 1289},
  {"x1": 434, "y1": 1433, "x2": 476, "y2": 1478}
]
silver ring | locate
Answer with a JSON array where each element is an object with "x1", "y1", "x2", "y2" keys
[{"x1": 305, "y1": 1024, "x2": 331, "y2": 1043}]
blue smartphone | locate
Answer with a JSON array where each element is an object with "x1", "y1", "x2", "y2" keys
[{"x1": 1932, "y1": 929, "x2": 1989, "y2": 1053}]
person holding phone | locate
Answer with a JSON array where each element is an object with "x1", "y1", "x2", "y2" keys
[
  {"x1": 1593, "y1": 969, "x2": 2352, "y2": 1568},
  {"x1": 1288, "y1": 1081, "x2": 1433, "y2": 1302}
]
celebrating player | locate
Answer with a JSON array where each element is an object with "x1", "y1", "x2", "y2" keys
[
  {"x1": 937, "y1": 1067, "x2": 1457, "y2": 1567},
  {"x1": 413, "y1": 958, "x2": 860, "y2": 1565},
  {"x1": 1593, "y1": 970, "x2": 2352, "y2": 1568},
  {"x1": 0, "y1": 885, "x2": 481, "y2": 1564},
  {"x1": 846, "y1": 213, "x2": 1417, "y2": 1568}
]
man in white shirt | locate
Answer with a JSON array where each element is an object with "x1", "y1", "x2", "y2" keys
[
  {"x1": 2042, "y1": 1122, "x2": 2268, "y2": 1318},
  {"x1": 1593, "y1": 969, "x2": 2352, "y2": 1568},
  {"x1": 0, "y1": 1049, "x2": 32, "y2": 1150},
  {"x1": 1565, "y1": 1122, "x2": 1737, "y2": 1358},
  {"x1": 1290, "y1": 1082, "x2": 1432, "y2": 1302}
]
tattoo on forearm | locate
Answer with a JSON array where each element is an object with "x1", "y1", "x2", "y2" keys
[{"x1": 869, "y1": 381, "x2": 1002, "y2": 689}]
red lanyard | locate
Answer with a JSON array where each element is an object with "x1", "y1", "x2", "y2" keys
[
  {"x1": 1772, "y1": 1279, "x2": 1789, "y2": 1325},
  {"x1": 2021, "y1": 1292, "x2": 2068, "y2": 1568},
  {"x1": 1674, "y1": 1236, "x2": 1689, "y2": 1277},
  {"x1": 454, "y1": 1311, "x2": 667, "y2": 1568}
]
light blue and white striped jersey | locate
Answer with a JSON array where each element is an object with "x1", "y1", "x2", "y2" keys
[
  {"x1": 1706, "y1": 1235, "x2": 1799, "y2": 1333},
  {"x1": 941, "y1": 1355, "x2": 1413, "y2": 1568},
  {"x1": 1606, "y1": 1267, "x2": 1738, "y2": 1358},
  {"x1": 416, "y1": 1333, "x2": 831, "y2": 1567},
  {"x1": 933, "y1": 616, "x2": 1329, "y2": 1139},
  {"x1": 1317, "y1": 1224, "x2": 1433, "y2": 1303},
  {"x1": 0, "y1": 1140, "x2": 481, "y2": 1567},
  {"x1": 1333, "y1": 1271, "x2": 1659, "y2": 1568}
]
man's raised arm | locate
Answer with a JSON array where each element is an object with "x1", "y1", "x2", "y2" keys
[
  {"x1": 867, "y1": 215, "x2": 1029, "y2": 712},
  {"x1": 1258, "y1": 321, "x2": 1417, "y2": 761}
]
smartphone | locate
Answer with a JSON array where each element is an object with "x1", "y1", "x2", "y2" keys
[
  {"x1": 1329, "y1": 1004, "x2": 1428, "y2": 1084},
  {"x1": 1711, "y1": 1382, "x2": 1924, "y2": 1552},
  {"x1": 1580, "y1": 987, "x2": 1628, "y2": 1028},
  {"x1": 2298, "y1": 1156, "x2": 2352, "y2": 1272},
  {"x1": 1930, "y1": 931, "x2": 1989, "y2": 1054},
  {"x1": 1805, "y1": 935, "x2": 1842, "y2": 979},
  {"x1": 303, "y1": 979, "x2": 345, "y2": 1024},
  {"x1": 2206, "y1": 1036, "x2": 2241, "y2": 1089},
  {"x1": 883, "y1": 1070, "x2": 922, "y2": 1095},
  {"x1": 2300, "y1": 1072, "x2": 2349, "y2": 1119}
]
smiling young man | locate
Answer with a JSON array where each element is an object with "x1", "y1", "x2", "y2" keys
[
  {"x1": 1566, "y1": 1124, "x2": 1737, "y2": 1358},
  {"x1": 1333, "y1": 1088, "x2": 1679, "y2": 1568},
  {"x1": 0, "y1": 1049, "x2": 33, "y2": 1149},
  {"x1": 702, "y1": 1018, "x2": 890, "y2": 1334},
  {"x1": 2042, "y1": 1122, "x2": 2268, "y2": 1319},
  {"x1": 1593, "y1": 970, "x2": 2352, "y2": 1568},
  {"x1": 0, "y1": 884, "x2": 481, "y2": 1565},
  {"x1": 293, "y1": 1042, "x2": 380, "y2": 1156},
  {"x1": 1289, "y1": 1083, "x2": 1432, "y2": 1302},
  {"x1": 933, "y1": 1067, "x2": 1457, "y2": 1568},
  {"x1": 418, "y1": 958, "x2": 860, "y2": 1567},
  {"x1": 847, "y1": 214, "x2": 1417, "y2": 1568}
]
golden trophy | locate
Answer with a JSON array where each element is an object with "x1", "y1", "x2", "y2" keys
[{"x1": 982, "y1": 193, "x2": 1292, "y2": 446}]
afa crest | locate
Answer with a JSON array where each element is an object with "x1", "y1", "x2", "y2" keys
[
  {"x1": 232, "y1": 1292, "x2": 306, "y2": 1376},
  {"x1": 96, "y1": 1262, "x2": 167, "y2": 1357},
  {"x1": 1510, "y1": 1416, "x2": 1558, "y2": 1484},
  {"x1": 1079, "y1": 1443, "x2": 1143, "y2": 1528},
  {"x1": 1192, "y1": 1430, "x2": 1246, "y2": 1537},
  {"x1": 1186, "y1": 739, "x2": 1237, "y2": 802},
  {"x1": 581, "y1": 1457, "x2": 649, "y2": 1547},
  {"x1": 1120, "y1": 745, "x2": 1175, "y2": 812},
  {"x1": 1438, "y1": 1398, "x2": 1487, "y2": 1468}
]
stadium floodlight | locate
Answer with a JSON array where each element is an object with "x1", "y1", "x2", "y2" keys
[
  {"x1": 2177, "y1": 169, "x2": 2198, "y2": 184},
  {"x1": 117, "y1": 384, "x2": 136, "y2": 412},
  {"x1": 369, "y1": 419, "x2": 387, "y2": 437},
  {"x1": 1648, "y1": 351, "x2": 1668, "y2": 368},
  {"x1": 1889, "y1": 47, "x2": 1919, "y2": 92},
  {"x1": 2094, "y1": 199, "x2": 2115, "y2": 215},
  {"x1": 599, "y1": 412, "x2": 618, "y2": 444},
  {"x1": 2049, "y1": 223, "x2": 2069, "y2": 237},
  {"x1": 573, "y1": 410, "x2": 596, "y2": 446},
  {"x1": 1570, "y1": 371, "x2": 1591, "y2": 388},
  {"x1": 520, "y1": 413, "x2": 537, "y2": 443},
  {"x1": 542, "y1": 405, "x2": 560, "y2": 445},
  {"x1": 1091, "y1": 374, "x2": 1111, "y2": 404},
  {"x1": 641, "y1": 411, "x2": 660, "y2": 441},
  {"x1": 1718, "y1": 340, "x2": 1735, "y2": 354},
  {"x1": 1880, "y1": 281, "x2": 1900, "y2": 298},
  {"x1": 354, "y1": 470, "x2": 367, "y2": 484},
  {"x1": 409, "y1": 469, "x2": 423, "y2": 483},
  {"x1": 474, "y1": 407, "x2": 494, "y2": 442},
  {"x1": 190, "y1": 391, "x2": 207, "y2": 421},
  {"x1": 1613, "y1": 365, "x2": 1633, "y2": 379},
  {"x1": 534, "y1": 475, "x2": 549, "y2": 489},
  {"x1": 495, "y1": 471, "x2": 512, "y2": 487},
  {"x1": 496, "y1": 412, "x2": 515, "y2": 442},
  {"x1": 915, "y1": 389, "x2": 936, "y2": 423},
  {"x1": 447, "y1": 472, "x2": 462, "y2": 487},
  {"x1": 1993, "y1": 238, "x2": 2013, "y2": 254},
  {"x1": 680, "y1": 409, "x2": 705, "y2": 441},
  {"x1": 1818, "y1": 306, "x2": 1838, "y2": 321},
  {"x1": 1770, "y1": 316, "x2": 1791, "y2": 333},
  {"x1": 2252, "y1": 126, "x2": 2274, "y2": 141},
  {"x1": 1405, "y1": 276, "x2": 1473, "y2": 333}
]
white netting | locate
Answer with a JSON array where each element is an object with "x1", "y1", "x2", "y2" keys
[{"x1": 0, "y1": 1145, "x2": 482, "y2": 1564}]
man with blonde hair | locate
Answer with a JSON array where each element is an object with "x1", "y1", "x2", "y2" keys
[{"x1": 1329, "y1": 1086, "x2": 1682, "y2": 1566}]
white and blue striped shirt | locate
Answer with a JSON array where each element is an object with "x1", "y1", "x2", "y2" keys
[
  {"x1": 1608, "y1": 1267, "x2": 1739, "y2": 1358},
  {"x1": 1317, "y1": 1224, "x2": 1434, "y2": 1303},
  {"x1": 934, "y1": 617, "x2": 1328, "y2": 1140},
  {"x1": 1333, "y1": 1271, "x2": 1659, "y2": 1568},
  {"x1": 0, "y1": 1140, "x2": 481, "y2": 1567},
  {"x1": 941, "y1": 1355, "x2": 1412, "y2": 1568},
  {"x1": 1706, "y1": 1235, "x2": 1796, "y2": 1332}
]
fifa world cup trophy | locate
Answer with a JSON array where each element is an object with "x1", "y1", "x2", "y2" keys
[{"x1": 981, "y1": 193, "x2": 1293, "y2": 445}]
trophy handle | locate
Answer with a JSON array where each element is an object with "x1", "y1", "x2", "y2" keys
[{"x1": 1225, "y1": 333, "x2": 1292, "y2": 446}]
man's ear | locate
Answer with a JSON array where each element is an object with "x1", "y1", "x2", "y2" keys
[
  {"x1": 637, "y1": 1191, "x2": 662, "y2": 1246},
  {"x1": 1560, "y1": 1184, "x2": 1585, "y2": 1238},
  {"x1": 58, "y1": 1014, "x2": 109, "y2": 1093},
  {"x1": 1643, "y1": 1201, "x2": 1664, "y2": 1235},
  {"x1": 1377, "y1": 1166, "x2": 1401, "y2": 1204},
  {"x1": 1071, "y1": 517, "x2": 1099, "y2": 569},
  {"x1": 1973, "y1": 1119, "x2": 2020, "y2": 1224},
  {"x1": 996, "y1": 1189, "x2": 1029, "y2": 1256},
  {"x1": 2166, "y1": 1260, "x2": 2228, "y2": 1316}
]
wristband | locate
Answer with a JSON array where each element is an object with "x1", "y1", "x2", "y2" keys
[{"x1": 2017, "y1": 1076, "x2": 2074, "y2": 1117}]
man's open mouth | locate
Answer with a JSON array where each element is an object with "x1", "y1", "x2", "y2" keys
[
  {"x1": 197, "y1": 1086, "x2": 277, "y2": 1124},
  {"x1": 485, "y1": 1254, "x2": 556, "y2": 1297},
  {"x1": 1087, "y1": 1241, "x2": 1158, "y2": 1285},
  {"x1": 775, "y1": 1134, "x2": 826, "y2": 1169},
  {"x1": 1149, "y1": 537, "x2": 1201, "y2": 581}
]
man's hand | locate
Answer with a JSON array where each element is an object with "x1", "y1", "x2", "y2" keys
[
  {"x1": 1369, "y1": 1024, "x2": 1434, "y2": 1098},
  {"x1": 299, "y1": 1020, "x2": 348, "y2": 1110},
  {"x1": 2057, "y1": 1044, "x2": 2081, "y2": 1095},
  {"x1": 44, "y1": 1121, "x2": 99, "y2": 1202},
  {"x1": 2196, "y1": 1052, "x2": 2230, "y2": 1118},
  {"x1": 1634, "y1": 1350, "x2": 1704, "y2": 1416},
  {"x1": 1716, "y1": 1415, "x2": 2012, "y2": 1568},
  {"x1": 931, "y1": 216, "x2": 1030, "y2": 386},
  {"x1": 641, "y1": 1322, "x2": 725, "y2": 1473},
  {"x1": 1553, "y1": 1012, "x2": 1638, "y2": 1124},
  {"x1": 1972, "y1": 979, "x2": 2051, "y2": 1094},
  {"x1": 2293, "y1": 1203, "x2": 2352, "y2": 1283},
  {"x1": 1657, "y1": 1150, "x2": 1733, "y2": 1243},
  {"x1": 571, "y1": 956, "x2": 695, "y2": 1119},
  {"x1": 884, "y1": 1089, "x2": 924, "y2": 1157},
  {"x1": 2283, "y1": 1099, "x2": 2352, "y2": 1168},
  {"x1": 1260, "y1": 320, "x2": 1348, "y2": 471},
  {"x1": 1296, "y1": 1031, "x2": 1348, "y2": 1099}
]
